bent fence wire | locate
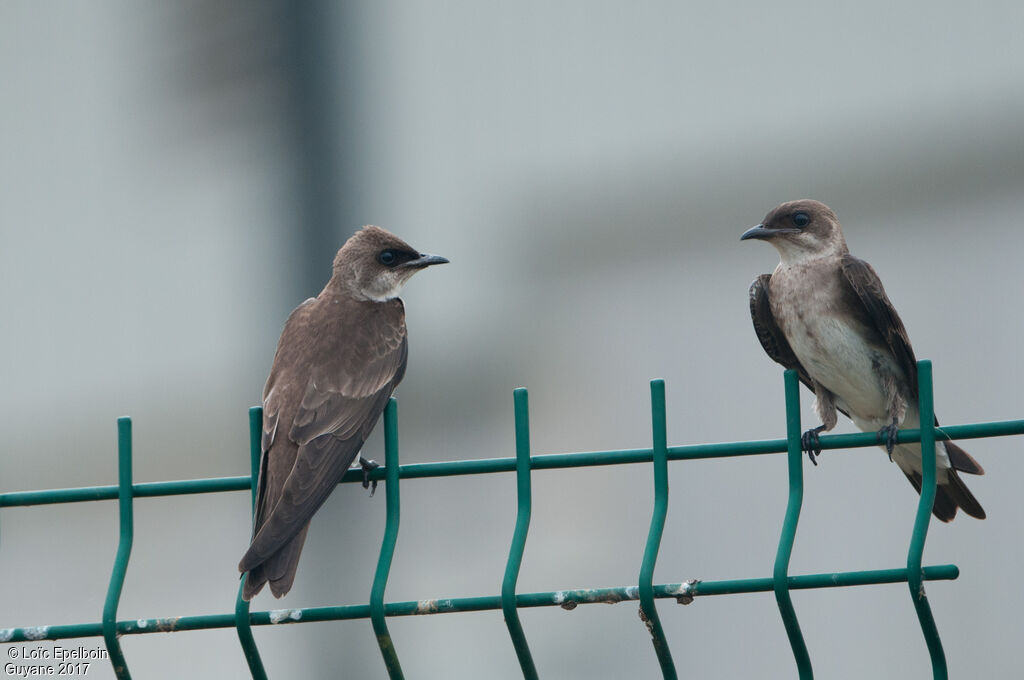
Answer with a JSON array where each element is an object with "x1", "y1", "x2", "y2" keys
[{"x1": 2, "y1": 360, "x2": 1022, "y2": 678}]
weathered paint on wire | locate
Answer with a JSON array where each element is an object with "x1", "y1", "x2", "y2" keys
[{"x1": 0, "y1": 565, "x2": 960, "y2": 644}]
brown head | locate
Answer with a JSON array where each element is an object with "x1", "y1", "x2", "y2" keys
[
  {"x1": 328, "y1": 225, "x2": 449, "y2": 301},
  {"x1": 740, "y1": 199, "x2": 848, "y2": 264}
]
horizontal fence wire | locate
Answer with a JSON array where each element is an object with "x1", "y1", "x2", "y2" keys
[
  {"x1": 3, "y1": 423, "x2": 1019, "y2": 509},
  {"x1": 1, "y1": 361, "x2": 1021, "y2": 678},
  {"x1": 0, "y1": 565, "x2": 963, "y2": 640}
]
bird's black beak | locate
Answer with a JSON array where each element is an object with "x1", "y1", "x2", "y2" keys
[
  {"x1": 740, "y1": 224, "x2": 773, "y2": 241},
  {"x1": 402, "y1": 253, "x2": 450, "y2": 269}
]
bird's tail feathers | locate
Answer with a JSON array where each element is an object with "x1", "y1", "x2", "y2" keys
[
  {"x1": 242, "y1": 564, "x2": 268, "y2": 601},
  {"x1": 240, "y1": 524, "x2": 311, "y2": 601},
  {"x1": 944, "y1": 439, "x2": 985, "y2": 475},
  {"x1": 940, "y1": 468, "x2": 986, "y2": 520},
  {"x1": 902, "y1": 468, "x2": 986, "y2": 522}
]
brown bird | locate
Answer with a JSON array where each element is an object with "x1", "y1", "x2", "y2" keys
[
  {"x1": 741, "y1": 199, "x2": 984, "y2": 521},
  {"x1": 239, "y1": 226, "x2": 448, "y2": 599}
]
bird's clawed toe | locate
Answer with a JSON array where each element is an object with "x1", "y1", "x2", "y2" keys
[
  {"x1": 359, "y1": 457, "x2": 380, "y2": 496},
  {"x1": 878, "y1": 419, "x2": 899, "y2": 461},
  {"x1": 801, "y1": 425, "x2": 826, "y2": 466}
]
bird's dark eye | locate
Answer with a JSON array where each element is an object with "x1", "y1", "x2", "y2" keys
[
  {"x1": 378, "y1": 249, "x2": 397, "y2": 266},
  {"x1": 792, "y1": 212, "x2": 810, "y2": 228}
]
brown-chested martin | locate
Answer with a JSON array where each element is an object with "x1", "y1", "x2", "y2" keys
[
  {"x1": 239, "y1": 226, "x2": 448, "y2": 599},
  {"x1": 742, "y1": 199, "x2": 984, "y2": 522}
]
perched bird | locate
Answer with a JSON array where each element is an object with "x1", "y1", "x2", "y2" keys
[
  {"x1": 741, "y1": 199, "x2": 984, "y2": 521},
  {"x1": 239, "y1": 226, "x2": 448, "y2": 599}
]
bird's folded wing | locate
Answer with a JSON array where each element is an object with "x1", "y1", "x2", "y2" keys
[
  {"x1": 244, "y1": 325, "x2": 408, "y2": 567},
  {"x1": 748, "y1": 274, "x2": 813, "y2": 389},
  {"x1": 839, "y1": 255, "x2": 918, "y2": 396}
]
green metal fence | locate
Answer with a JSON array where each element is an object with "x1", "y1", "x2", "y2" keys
[{"x1": 2, "y1": 360, "x2": 1021, "y2": 678}]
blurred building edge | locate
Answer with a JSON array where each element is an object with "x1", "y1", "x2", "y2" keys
[{"x1": 171, "y1": 0, "x2": 361, "y2": 300}]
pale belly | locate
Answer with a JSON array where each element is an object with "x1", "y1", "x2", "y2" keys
[
  {"x1": 783, "y1": 313, "x2": 950, "y2": 475},
  {"x1": 771, "y1": 279, "x2": 951, "y2": 473},
  {"x1": 783, "y1": 312, "x2": 892, "y2": 422}
]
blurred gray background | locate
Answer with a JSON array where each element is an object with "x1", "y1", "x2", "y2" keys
[{"x1": 2, "y1": 1, "x2": 1022, "y2": 678}]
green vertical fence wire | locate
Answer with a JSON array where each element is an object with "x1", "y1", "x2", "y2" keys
[
  {"x1": 774, "y1": 370, "x2": 813, "y2": 678},
  {"x1": 907, "y1": 360, "x2": 948, "y2": 678},
  {"x1": 235, "y1": 407, "x2": 268, "y2": 679},
  {"x1": 370, "y1": 398, "x2": 405, "y2": 677},
  {"x1": 638, "y1": 380, "x2": 677, "y2": 678},
  {"x1": 102, "y1": 417, "x2": 134, "y2": 679},
  {"x1": 502, "y1": 388, "x2": 539, "y2": 679}
]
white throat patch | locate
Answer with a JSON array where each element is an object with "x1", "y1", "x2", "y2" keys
[
  {"x1": 360, "y1": 270, "x2": 410, "y2": 301},
  {"x1": 774, "y1": 233, "x2": 845, "y2": 266}
]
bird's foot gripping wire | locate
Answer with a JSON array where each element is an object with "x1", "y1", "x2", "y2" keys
[
  {"x1": 801, "y1": 425, "x2": 827, "y2": 466},
  {"x1": 878, "y1": 418, "x2": 900, "y2": 461},
  {"x1": 359, "y1": 457, "x2": 380, "y2": 496}
]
